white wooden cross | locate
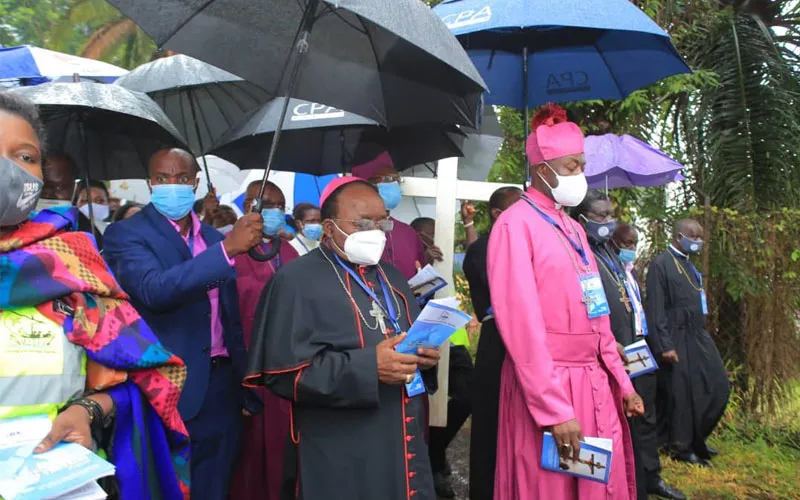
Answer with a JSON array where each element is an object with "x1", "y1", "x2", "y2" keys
[{"x1": 401, "y1": 157, "x2": 516, "y2": 427}]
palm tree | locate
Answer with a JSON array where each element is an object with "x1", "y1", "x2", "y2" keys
[{"x1": 47, "y1": 0, "x2": 156, "y2": 69}]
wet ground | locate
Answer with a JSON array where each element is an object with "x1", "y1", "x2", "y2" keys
[{"x1": 440, "y1": 419, "x2": 471, "y2": 500}]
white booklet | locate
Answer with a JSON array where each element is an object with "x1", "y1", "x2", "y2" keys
[
  {"x1": 0, "y1": 416, "x2": 114, "y2": 500},
  {"x1": 407, "y1": 264, "x2": 448, "y2": 302},
  {"x1": 622, "y1": 339, "x2": 658, "y2": 378},
  {"x1": 541, "y1": 432, "x2": 613, "y2": 484}
]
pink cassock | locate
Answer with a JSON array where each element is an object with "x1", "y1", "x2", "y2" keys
[{"x1": 487, "y1": 188, "x2": 636, "y2": 500}]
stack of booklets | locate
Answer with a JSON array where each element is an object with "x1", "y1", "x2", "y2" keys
[
  {"x1": 622, "y1": 339, "x2": 658, "y2": 378},
  {"x1": 541, "y1": 432, "x2": 613, "y2": 484},
  {"x1": 0, "y1": 416, "x2": 115, "y2": 500},
  {"x1": 407, "y1": 264, "x2": 448, "y2": 303}
]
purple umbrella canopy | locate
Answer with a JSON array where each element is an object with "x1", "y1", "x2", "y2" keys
[{"x1": 584, "y1": 133, "x2": 685, "y2": 189}]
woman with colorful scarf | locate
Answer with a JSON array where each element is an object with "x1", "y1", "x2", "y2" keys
[{"x1": 0, "y1": 93, "x2": 190, "y2": 498}]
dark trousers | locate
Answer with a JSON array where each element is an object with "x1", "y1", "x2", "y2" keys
[
  {"x1": 469, "y1": 320, "x2": 504, "y2": 500},
  {"x1": 632, "y1": 371, "x2": 661, "y2": 496},
  {"x1": 186, "y1": 361, "x2": 242, "y2": 500},
  {"x1": 428, "y1": 345, "x2": 474, "y2": 473}
]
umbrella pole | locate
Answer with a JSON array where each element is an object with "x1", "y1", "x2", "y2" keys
[
  {"x1": 188, "y1": 93, "x2": 214, "y2": 192},
  {"x1": 248, "y1": 0, "x2": 320, "y2": 263},
  {"x1": 78, "y1": 119, "x2": 101, "y2": 246},
  {"x1": 522, "y1": 46, "x2": 529, "y2": 190}
]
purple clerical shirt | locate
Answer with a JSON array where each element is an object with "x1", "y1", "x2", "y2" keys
[
  {"x1": 381, "y1": 216, "x2": 427, "y2": 281},
  {"x1": 169, "y1": 211, "x2": 233, "y2": 357}
]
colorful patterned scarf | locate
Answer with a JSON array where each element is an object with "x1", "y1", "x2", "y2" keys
[{"x1": 0, "y1": 208, "x2": 190, "y2": 499}]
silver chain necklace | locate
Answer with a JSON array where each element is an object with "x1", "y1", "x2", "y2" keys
[{"x1": 320, "y1": 246, "x2": 403, "y2": 331}]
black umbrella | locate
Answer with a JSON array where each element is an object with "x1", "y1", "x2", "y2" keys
[
  {"x1": 9, "y1": 82, "x2": 188, "y2": 239},
  {"x1": 114, "y1": 54, "x2": 270, "y2": 189},
  {"x1": 209, "y1": 97, "x2": 466, "y2": 175},
  {"x1": 109, "y1": 0, "x2": 485, "y2": 260}
]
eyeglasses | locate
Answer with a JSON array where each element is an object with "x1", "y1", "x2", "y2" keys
[{"x1": 334, "y1": 218, "x2": 394, "y2": 232}]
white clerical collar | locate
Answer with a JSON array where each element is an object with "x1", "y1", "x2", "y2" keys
[{"x1": 669, "y1": 244, "x2": 688, "y2": 258}]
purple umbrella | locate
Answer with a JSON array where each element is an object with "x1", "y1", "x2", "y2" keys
[{"x1": 584, "y1": 134, "x2": 684, "y2": 189}]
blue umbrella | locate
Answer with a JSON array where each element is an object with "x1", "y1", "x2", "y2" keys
[
  {"x1": 433, "y1": 0, "x2": 691, "y2": 140},
  {"x1": 0, "y1": 45, "x2": 127, "y2": 86}
]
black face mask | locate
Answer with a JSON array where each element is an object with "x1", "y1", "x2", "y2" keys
[
  {"x1": 0, "y1": 157, "x2": 44, "y2": 226},
  {"x1": 581, "y1": 215, "x2": 616, "y2": 244}
]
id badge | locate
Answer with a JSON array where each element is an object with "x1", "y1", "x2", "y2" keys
[
  {"x1": 579, "y1": 273, "x2": 610, "y2": 319},
  {"x1": 641, "y1": 314, "x2": 649, "y2": 336},
  {"x1": 700, "y1": 290, "x2": 708, "y2": 315},
  {"x1": 405, "y1": 369, "x2": 426, "y2": 397}
]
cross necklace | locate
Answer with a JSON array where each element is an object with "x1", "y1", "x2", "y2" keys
[
  {"x1": 596, "y1": 254, "x2": 632, "y2": 313},
  {"x1": 321, "y1": 247, "x2": 402, "y2": 332}
]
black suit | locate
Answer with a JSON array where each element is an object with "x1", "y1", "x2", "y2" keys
[{"x1": 593, "y1": 243, "x2": 661, "y2": 498}]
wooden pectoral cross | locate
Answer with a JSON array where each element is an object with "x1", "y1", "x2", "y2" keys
[
  {"x1": 618, "y1": 284, "x2": 632, "y2": 313},
  {"x1": 370, "y1": 301, "x2": 388, "y2": 333}
]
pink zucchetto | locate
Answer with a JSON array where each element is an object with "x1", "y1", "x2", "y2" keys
[
  {"x1": 319, "y1": 176, "x2": 363, "y2": 208},
  {"x1": 526, "y1": 103, "x2": 585, "y2": 166},
  {"x1": 351, "y1": 151, "x2": 394, "y2": 180}
]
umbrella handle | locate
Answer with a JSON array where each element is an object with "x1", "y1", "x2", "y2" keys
[
  {"x1": 247, "y1": 235, "x2": 282, "y2": 262},
  {"x1": 246, "y1": 199, "x2": 281, "y2": 262}
]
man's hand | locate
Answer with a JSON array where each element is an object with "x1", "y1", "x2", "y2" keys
[
  {"x1": 377, "y1": 333, "x2": 419, "y2": 385},
  {"x1": 548, "y1": 418, "x2": 583, "y2": 461},
  {"x1": 416, "y1": 347, "x2": 440, "y2": 370},
  {"x1": 35, "y1": 405, "x2": 92, "y2": 453},
  {"x1": 624, "y1": 393, "x2": 645, "y2": 417},
  {"x1": 425, "y1": 245, "x2": 444, "y2": 265},
  {"x1": 460, "y1": 201, "x2": 476, "y2": 224},
  {"x1": 223, "y1": 213, "x2": 263, "y2": 257},
  {"x1": 616, "y1": 342, "x2": 629, "y2": 364},
  {"x1": 661, "y1": 350, "x2": 680, "y2": 364},
  {"x1": 201, "y1": 189, "x2": 219, "y2": 220}
]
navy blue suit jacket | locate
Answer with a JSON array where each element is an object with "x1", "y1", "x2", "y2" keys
[{"x1": 104, "y1": 204, "x2": 261, "y2": 420}]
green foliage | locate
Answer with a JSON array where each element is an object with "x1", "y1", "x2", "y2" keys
[{"x1": 0, "y1": 0, "x2": 73, "y2": 47}]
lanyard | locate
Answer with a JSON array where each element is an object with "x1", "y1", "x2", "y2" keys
[
  {"x1": 297, "y1": 237, "x2": 309, "y2": 252},
  {"x1": 261, "y1": 242, "x2": 283, "y2": 269},
  {"x1": 333, "y1": 253, "x2": 400, "y2": 332},
  {"x1": 668, "y1": 247, "x2": 703, "y2": 288},
  {"x1": 595, "y1": 250, "x2": 626, "y2": 283},
  {"x1": 187, "y1": 231, "x2": 195, "y2": 255},
  {"x1": 522, "y1": 195, "x2": 589, "y2": 267}
]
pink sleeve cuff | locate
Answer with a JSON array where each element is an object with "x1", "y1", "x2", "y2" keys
[{"x1": 220, "y1": 241, "x2": 235, "y2": 266}]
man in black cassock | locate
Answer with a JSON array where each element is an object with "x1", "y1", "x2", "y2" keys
[
  {"x1": 646, "y1": 218, "x2": 730, "y2": 467},
  {"x1": 462, "y1": 186, "x2": 521, "y2": 500},
  {"x1": 572, "y1": 192, "x2": 685, "y2": 500},
  {"x1": 244, "y1": 178, "x2": 440, "y2": 500}
]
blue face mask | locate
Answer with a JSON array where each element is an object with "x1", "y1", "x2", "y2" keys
[
  {"x1": 679, "y1": 234, "x2": 703, "y2": 255},
  {"x1": 618, "y1": 248, "x2": 637, "y2": 264},
  {"x1": 303, "y1": 223, "x2": 323, "y2": 241},
  {"x1": 150, "y1": 184, "x2": 195, "y2": 221},
  {"x1": 377, "y1": 181, "x2": 402, "y2": 210},
  {"x1": 261, "y1": 208, "x2": 285, "y2": 236}
]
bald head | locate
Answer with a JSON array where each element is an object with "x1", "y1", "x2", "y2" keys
[
  {"x1": 489, "y1": 186, "x2": 523, "y2": 222},
  {"x1": 148, "y1": 148, "x2": 199, "y2": 188},
  {"x1": 674, "y1": 218, "x2": 703, "y2": 241},
  {"x1": 245, "y1": 180, "x2": 284, "y2": 212},
  {"x1": 613, "y1": 222, "x2": 638, "y2": 251}
]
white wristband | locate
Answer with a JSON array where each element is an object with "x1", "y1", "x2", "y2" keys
[{"x1": 463, "y1": 221, "x2": 474, "y2": 228}]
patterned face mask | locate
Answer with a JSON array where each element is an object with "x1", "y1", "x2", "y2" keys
[{"x1": 0, "y1": 157, "x2": 43, "y2": 226}]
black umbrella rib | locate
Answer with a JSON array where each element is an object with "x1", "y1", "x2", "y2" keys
[
  {"x1": 592, "y1": 39, "x2": 624, "y2": 100},
  {"x1": 159, "y1": 0, "x2": 217, "y2": 47},
  {"x1": 319, "y1": 3, "x2": 368, "y2": 35}
]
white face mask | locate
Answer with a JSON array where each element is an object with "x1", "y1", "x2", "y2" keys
[
  {"x1": 333, "y1": 223, "x2": 386, "y2": 266},
  {"x1": 79, "y1": 203, "x2": 110, "y2": 222},
  {"x1": 538, "y1": 162, "x2": 588, "y2": 207}
]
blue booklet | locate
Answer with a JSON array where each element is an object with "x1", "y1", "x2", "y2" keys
[
  {"x1": 541, "y1": 432, "x2": 613, "y2": 484},
  {"x1": 622, "y1": 339, "x2": 658, "y2": 379},
  {"x1": 0, "y1": 416, "x2": 115, "y2": 500},
  {"x1": 395, "y1": 297, "x2": 471, "y2": 397}
]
